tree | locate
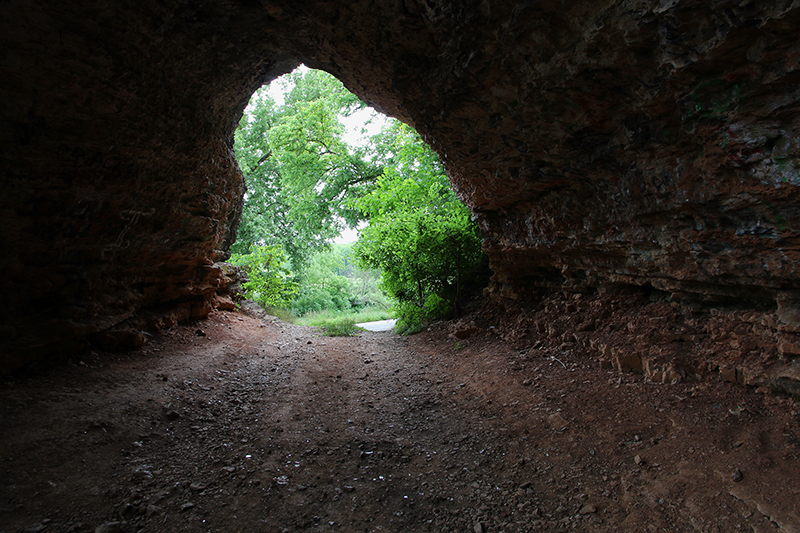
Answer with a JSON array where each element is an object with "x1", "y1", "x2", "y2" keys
[
  {"x1": 230, "y1": 245, "x2": 299, "y2": 309},
  {"x1": 292, "y1": 244, "x2": 389, "y2": 316},
  {"x1": 353, "y1": 122, "x2": 485, "y2": 333},
  {"x1": 231, "y1": 68, "x2": 485, "y2": 321},
  {"x1": 231, "y1": 68, "x2": 382, "y2": 269}
]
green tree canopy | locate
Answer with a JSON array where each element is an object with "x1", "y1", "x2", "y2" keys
[{"x1": 231, "y1": 69, "x2": 382, "y2": 269}]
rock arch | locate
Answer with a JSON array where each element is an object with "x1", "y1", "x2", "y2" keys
[{"x1": 2, "y1": 0, "x2": 800, "y2": 374}]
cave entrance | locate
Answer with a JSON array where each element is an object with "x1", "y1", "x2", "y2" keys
[{"x1": 227, "y1": 66, "x2": 487, "y2": 334}]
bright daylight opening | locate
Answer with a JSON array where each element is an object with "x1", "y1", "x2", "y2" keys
[{"x1": 230, "y1": 66, "x2": 486, "y2": 335}]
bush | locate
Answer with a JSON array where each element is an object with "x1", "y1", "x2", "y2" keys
[
  {"x1": 230, "y1": 246, "x2": 298, "y2": 309},
  {"x1": 292, "y1": 287, "x2": 336, "y2": 316},
  {"x1": 391, "y1": 301, "x2": 426, "y2": 335},
  {"x1": 391, "y1": 294, "x2": 452, "y2": 335},
  {"x1": 423, "y1": 293, "x2": 451, "y2": 319}
]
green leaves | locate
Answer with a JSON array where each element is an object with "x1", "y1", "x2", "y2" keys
[
  {"x1": 292, "y1": 244, "x2": 388, "y2": 316},
  {"x1": 352, "y1": 124, "x2": 484, "y2": 333},
  {"x1": 231, "y1": 68, "x2": 381, "y2": 269},
  {"x1": 230, "y1": 68, "x2": 486, "y2": 323},
  {"x1": 230, "y1": 246, "x2": 299, "y2": 309}
]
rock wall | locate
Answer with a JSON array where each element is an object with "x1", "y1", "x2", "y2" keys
[{"x1": 2, "y1": 0, "x2": 800, "y2": 372}]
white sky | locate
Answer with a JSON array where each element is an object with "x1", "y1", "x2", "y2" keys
[{"x1": 334, "y1": 226, "x2": 360, "y2": 244}]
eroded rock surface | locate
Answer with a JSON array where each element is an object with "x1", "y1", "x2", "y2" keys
[{"x1": 2, "y1": 0, "x2": 800, "y2": 371}]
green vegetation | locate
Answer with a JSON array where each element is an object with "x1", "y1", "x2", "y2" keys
[
  {"x1": 232, "y1": 69, "x2": 381, "y2": 269},
  {"x1": 352, "y1": 122, "x2": 485, "y2": 334},
  {"x1": 318, "y1": 317, "x2": 362, "y2": 337},
  {"x1": 229, "y1": 245, "x2": 298, "y2": 309},
  {"x1": 292, "y1": 243, "x2": 389, "y2": 317},
  {"x1": 230, "y1": 67, "x2": 487, "y2": 333},
  {"x1": 296, "y1": 307, "x2": 393, "y2": 327}
]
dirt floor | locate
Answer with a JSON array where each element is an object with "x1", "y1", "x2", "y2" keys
[{"x1": 2, "y1": 305, "x2": 800, "y2": 533}]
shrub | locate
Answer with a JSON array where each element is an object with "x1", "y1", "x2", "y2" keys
[{"x1": 230, "y1": 246, "x2": 299, "y2": 309}]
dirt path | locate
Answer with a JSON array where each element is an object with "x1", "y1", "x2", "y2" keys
[{"x1": 1, "y1": 309, "x2": 799, "y2": 532}]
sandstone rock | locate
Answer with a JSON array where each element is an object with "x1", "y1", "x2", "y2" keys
[
  {"x1": 772, "y1": 363, "x2": 800, "y2": 398},
  {"x1": 2, "y1": 0, "x2": 800, "y2": 372},
  {"x1": 778, "y1": 340, "x2": 800, "y2": 357},
  {"x1": 644, "y1": 357, "x2": 683, "y2": 384},
  {"x1": 548, "y1": 413, "x2": 570, "y2": 432},
  {"x1": 216, "y1": 295, "x2": 237, "y2": 312},
  {"x1": 614, "y1": 352, "x2": 643, "y2": 374},
  {"x1": 777, "y1": 293, "x2": 800, "y2": 333}
]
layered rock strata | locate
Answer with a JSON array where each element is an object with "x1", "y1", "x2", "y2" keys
[{"x1": 1, "y1": 0, "x2": 800, "y2": 372}]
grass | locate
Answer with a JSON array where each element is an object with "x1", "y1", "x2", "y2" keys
[
  {"x1": 261, "y1": 306, "x2": 296, "y2": 324},
  {"x1": 319, "y1": 318, "x2": 361, "y2": 337},
  {"x1": 295, "y1": 307, "x2": 393, "y2": 327},
  {"x1": 255, "y1": 306, "x2": 393, "y2": 336}
]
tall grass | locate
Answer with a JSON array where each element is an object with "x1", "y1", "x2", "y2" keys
[
  {"x1": 319, "y1": 317, "x2": 361, "y2": 337},
  {"x1": 295, "y1": 306, "x2": 393, "y2": 327}
]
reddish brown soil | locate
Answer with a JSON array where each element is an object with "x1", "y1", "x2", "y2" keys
[{"x1": 1, "y1": 306, "x2": 799, "y2": 533}]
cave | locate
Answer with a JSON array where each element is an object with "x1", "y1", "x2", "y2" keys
[
  {"x1": 2, "y1": 2, "x2": 800, "y2": 530},
  {"x1": 2, "y1": 1, "x2": 800, "y2": 390}
]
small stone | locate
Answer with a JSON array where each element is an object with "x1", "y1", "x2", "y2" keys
[
  {"x1": 778, "y1": 340, "x2": 800, "y2": 356},
  {"x1": 95, "y1": 522, "x2": 123, "y2": 533},
  {"x1": 195, "y1": 329, "x2": 205, "y2": 336},
  {"x1": 189, "y1": 482, "x2": 207, "y2": 491},
  {"x1": 548, "y1": 413, "x2": 569, "y2": 431},
  {"x1": 180, "y1": 502, "x2": 195, "y2": 511},
  {"x1": 579, "y1": 504, "x2": 598, "y2": 514},
  {"x1": 474, "y1": 522, "x2": 485, "y2": 533},
  {"x1": 720, "y1": 366, "x2": 738, "y2": 383},
  {"x1": 132, "y1": 467, "x2": 153, "y2": 480},
  {"x1": 732, "y1": 469, "x2": 743, "y2": 482},
  {"x1": 634, "y1": 455, "x2": 643, "y2": 465},
  {"x1": 151, "y1": 490, "x2": 170, "y2": 503}
]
